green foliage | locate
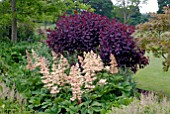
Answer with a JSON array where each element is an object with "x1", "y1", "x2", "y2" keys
[
  {"x1": 0, "y1": 0, "x2": 11, "y2": 39},
  {"x1": 23, "y1": 51, "x2": 135, "y2": 113},
  {"x1": 0, "y1": 0, "x2": 11, "y2": 26},
  {"x1": 112, "y1": 5, "x2": 141, "y2": 25},
  {"x1": 0, "y1": 0, "x2": 92, "y2": 23},
  {"x1": 22, "y1": 70, "x2": 134, "y2": 113},
  {"x1": 0, "y1": 41, "x2": 47, "y2": 96},
  {"x1": 0, "y1": 24, "x2": 36, "y2": 42},
  {"x1": 157, "y1": 0, "x2": 170, "y2": 14},
  {"x1": 82, "y1": 0, "x2": 113, "y2": 19},
  {"x1": 140, "y1": 14, "x2": 149, "y2": 23},
  {"x1": 0, "y1": 40, "x2": 136, "y2": 113},
  {"x1": 133, "y1": 7, "x2": 170, "y2": 71},
  {"x1": 112, "y1": 0, "x2": 148, "y2": 25},
  {"x1": 0, "y1": 98, "x2": 35, "y2": 114},
  {"x1": 0, "y1": 0, "x2": 92, "y2": 41},
  {"x1": 0, "y1": 41, "x2": 37, "y2": 74},
  {"x1": 65, "y1": 0, "x2": 93, "y2": 14},
  {"x1": 0, "y1": 41, "x2": 53, "y2": 112}
]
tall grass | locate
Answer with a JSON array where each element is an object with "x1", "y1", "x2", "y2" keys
[
  {"x1": 0, "y1": 82, "x2": 26, "y2": 105},
  {"x1": 0, "y1": 82, "x2": 33, "y2": 114},
  {"x1": 111, "y1": 92, "x2": 170, "y2": 114}
]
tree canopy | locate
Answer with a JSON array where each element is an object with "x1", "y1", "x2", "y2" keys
[
  {"x1": 82, "y1": 0, "x2": 113, "y2": 19},
  {"x1": 112, "y1": 0, "x2": 148, "y2": 25},
  {"x1": 133, "y1": 6, "x2": 170, "y2": 71},
  {"x1": 0, "y1": 0, "x2": 91, "y2": 41},
  {"x1": 157, "y1": 0, "x2": 170, "y2": 14}
]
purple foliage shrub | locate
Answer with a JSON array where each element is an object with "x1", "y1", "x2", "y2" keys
[
  {"x1": 100, "y1": 20, "x2": 148, "y2": 72},
  {"x1": 47, "y1": 11, "x2": 148, "y2": 72},
  {"x1": 47, "y1": 11, "x2": 110, "y2": 54}
]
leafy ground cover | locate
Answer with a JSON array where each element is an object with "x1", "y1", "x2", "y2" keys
[
  {"x1": 134, "y1": 53, "x2": 170, "y2": 97},
  {"x1": 0, "y1": 40, "x2": 136, "y2": 113}
]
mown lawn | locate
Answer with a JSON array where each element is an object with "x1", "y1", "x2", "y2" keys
[{"x1": 134, "y1": 53, "x2": 170, "y2": 97}]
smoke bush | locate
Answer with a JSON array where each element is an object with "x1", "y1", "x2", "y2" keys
[{"x1": 47, "y1": 11, "x2": 148, "y2": 72}]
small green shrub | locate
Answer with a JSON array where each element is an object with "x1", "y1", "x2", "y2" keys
[
  {"x1": 0, "y1": 41, "x2": 47, "y2": 75},
  {"x1": 17, "y1": 23, "x2": 35, "y2": 42},
  {"x1": 0, "y1": 23, "x2": 36, "y2": 42}
]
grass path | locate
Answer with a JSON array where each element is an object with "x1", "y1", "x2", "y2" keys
[{"x1": 134, "y1": 53, "x2": 170, "y2": 97}]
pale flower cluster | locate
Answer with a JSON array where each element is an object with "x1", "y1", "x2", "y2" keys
[
  {"x1": 26, "y1": 50, "x2": 118, "y2": 101},
  {"x1": 67, "y1": 63, "x2": 84, "y2": 102},
  {"x1": 104, "y1": 54, "x2": 118, "y2": 74},
  {"x1": 40, "y1": 54, "x2": 69, "y2": 94},
  {"x1": 26, "y1": 50, "x2": 69, "y2": 95},
  {"x1": 98, "y1": 79, "x2": 107, "y2": 85},
  {"x1": 110, "y1": 54, "x2": 118, "y2": 74},
  {"x1": 78, "y1": 51, "x2": 104, "y2": 90},
  {"x1": 26, "y1": 49, "x2": 38, "y2": 70}
]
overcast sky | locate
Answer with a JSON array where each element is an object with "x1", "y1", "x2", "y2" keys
[{"x1": 112, "y1": 0, "x2": 159, "y2": 13}]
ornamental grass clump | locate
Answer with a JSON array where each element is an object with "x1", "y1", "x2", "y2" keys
[
  {"x1": 111, "y1": 92, "x2": 170, "y2": 114},
  {"x1": 0, "y1": 82, "x2": 26, "y2": 105}
]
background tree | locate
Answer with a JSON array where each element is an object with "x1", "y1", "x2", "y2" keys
[
  {"x1": 11, "y1": 0, "x2": 17, "y2": 42},
  {"x1": 112, "y1": 0, "x2": 147, "y2": 25},
  {"x1": 0, "y1": 0, "x2": 91, "y2": 42},
  {"x1": 0, "y1": 0, "x2": 11, "y2": 39},
  {"x1": 157, "y1": 0, "x2": 170, "y2": 14},
  {"x1": 133, "y1": 6, "x2": 170, "y2": 71},
  {"x1": 82, "y1": 0, "x2": 113, "y2": 19}
]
